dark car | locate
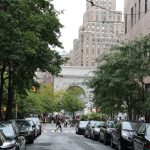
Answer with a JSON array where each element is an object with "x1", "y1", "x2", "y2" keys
[
  {"x1": 0, "y1": 121, "x2": 26, "y2": 150},
  {"x1": 76, "y1": 121, "x2": 88, "y2": 135},
  {"x1": 99, "y1": 120, "x2": 115, "y2": 144},
  {"x1": 91, "y1": 121, "x2": 105, "y2": 140},
  {"x1": 25, "y1": 117, "x2": 41, "y2": 136},
  {"x1": 13, "y1": 119, "x2": 36, "y2": 144},
  {"x1": 133, "y1": 123, "x2": 150, "y2": 150},
  {"x1": 111, "y1": 121, "x2": 139, "y2": 150},
  {"x1": 84, "y1": 120, "x2": 97, "y2": 138}
]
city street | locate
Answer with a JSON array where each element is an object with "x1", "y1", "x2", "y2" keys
[{"x1": 27, "y1": 124, "x2": 113, "y2": 150}]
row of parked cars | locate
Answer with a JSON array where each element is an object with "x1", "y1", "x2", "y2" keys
[
  {"x1": 0, "y1": 117, "x2": 42, "y2": 150},
  {"x1": 76, "y1": 120, "x2": 150, "y2": 150}
]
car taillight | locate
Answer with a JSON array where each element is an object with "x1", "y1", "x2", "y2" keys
[{"x1": 144, "y1": 144, "x2": 150, "y2": 149}]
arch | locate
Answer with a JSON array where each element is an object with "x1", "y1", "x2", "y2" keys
[{"x1": 66, "y1": 86, "x2": 86, "y2": 102}]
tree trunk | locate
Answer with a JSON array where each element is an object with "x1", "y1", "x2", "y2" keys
[
  {"x1": 5, "y1": 67, "x2": 14, "y2": 120},
  {"x1": 127, "y1": 107, "x2": 132, "y2": 120},
  {"x1": 0, "y1": 64, "x2": 5, "y2": 120},
  {"x1": 72, "y1": 111, "x2": 75, "y2": 119}
]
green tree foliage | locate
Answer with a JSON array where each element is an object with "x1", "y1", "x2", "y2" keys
[
  {"x1": 61, "y1": 90, "x2": 85, "y2": 118},
  {"x1": 0, "y1": 0, "x2": 66, "y2": 119},
  {"x1": 89, "y1": 37, "x2": 150, "y2": 120},
  {"x1": 17, "y1": 84, "x2": 58, "y2": 118}
]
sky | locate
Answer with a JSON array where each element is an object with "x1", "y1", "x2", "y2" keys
[{"x1": 52, "y1": 0, "x2": 124, "y2": 53}]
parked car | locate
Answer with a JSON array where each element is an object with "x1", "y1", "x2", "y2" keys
[
  {"x1": 91, "y1": 121, "x2": 105, "y2": 140},
  {"x1": 99, "y1": 120, "x2": 115, "y2": 144},
  {"x1": 0, "y1": 121, "x2": 26, "y2": 150},
  {"x1": 0, "y1": 130, "x2": 20, "y2": 150},
  {"x1": 132, "y1": 123, "x2": 150, "y2": 150},
  {"x1": 25, "y1": 117, "x2": 41, "y2": 136},
  {"x1": 76, "y1": 121, "x2": 88, "y2": 135},
  {"x1": 13, "y1": 119, "x2": 36, "y2": 144},
  {"x1": 111, "y1": 121, "x2": 139, "y2": 150},
  {"x1": 84, "y1": 120, "x2": 97, "y2": 138}
]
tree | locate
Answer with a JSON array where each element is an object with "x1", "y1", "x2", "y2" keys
[
  {"x1": 0, "y1": 0, "x2": 66, "y2": 119},
  {"x1": 89, "y1": 36, "x2": 150, "y2": 120},
  {"x1": 61, "y1": 90, "x2": 85, "y2": 119},
  {"x1": 17, "y1": 83, "x2": 60, "y2": 118}
]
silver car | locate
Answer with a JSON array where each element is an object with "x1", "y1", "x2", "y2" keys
[{"x1": 0, "y1": 121, "x2": 26, "y2": 150}]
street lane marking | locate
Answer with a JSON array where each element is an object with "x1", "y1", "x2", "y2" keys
[{"x1": 43, "y1": 130, "x2": 75, "y2": 133}]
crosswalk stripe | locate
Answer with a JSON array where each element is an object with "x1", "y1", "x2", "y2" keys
[{"x1": 43, "y1": 130, "x2": 75, "y2": 133}]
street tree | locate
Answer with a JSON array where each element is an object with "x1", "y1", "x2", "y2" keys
[
  {"x1": 17, "y1": 83, "x2": 60, "y2": 118},
  {"x1": 0, "y1": 0, "x2": 66, "y2": 119},
  {"x1": 89, "y1": 37, "x2": 150, "y2": 120},
  {"x1": 61, "y1": 90, "x2": 85, "y2": 119}
]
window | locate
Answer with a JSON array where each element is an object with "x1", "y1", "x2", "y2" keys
[
  {"x1": 131, "y1": 7, "x2": 134, "y2": 27},
  {"x1": 138, "y1": 0, "x2": 141, "y2": 20},
  {"x1": 125, "y1": 15, "x2": 128, "y2": 34},
  {"x1": 145, "y1": 0, "x2": 148, "y2": 13},
  {"x1": 135, "y1": 3, "x2": 136, "y2": 24},
  {"x1": 92, "y1": 49, "x2": 95, "y2": 55}
]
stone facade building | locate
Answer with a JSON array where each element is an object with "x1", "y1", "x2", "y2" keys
[
  {"x1": 124, "y1": 0, "x2": 150, "y2": 41},
  {"x1": 70, "y1": 0, "x2": 123, "y2": 67},
  {"x1": 124, "y1": 0, "x2": 150, "y2": 87}
]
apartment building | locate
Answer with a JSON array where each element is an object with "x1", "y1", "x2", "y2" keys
[
  {"x1": 124, "y1": 0, "x2": 150, "y2": 89},
  {"x1": 70, "y1": 0, "x2": 123, "y2": 67},
  {"x1": 124, "y1": 0, "x2": 150, "y2": 41}
]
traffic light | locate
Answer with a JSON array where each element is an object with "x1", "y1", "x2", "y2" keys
[{"x1": 32, "y1": 86, "x2": 36, "y2": 92}]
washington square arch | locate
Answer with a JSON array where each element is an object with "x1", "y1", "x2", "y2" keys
[{"x1": 54, "y1": 66, "x2": 96, "y2": 114}]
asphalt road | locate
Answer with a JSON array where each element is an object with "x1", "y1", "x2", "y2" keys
[{"x1": 26, "y1": 124, "x2": 113, "y2": 150}]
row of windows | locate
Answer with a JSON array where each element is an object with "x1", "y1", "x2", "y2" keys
[{"x1": 125, "y1": 0, "x2": 149, "y2": 34}]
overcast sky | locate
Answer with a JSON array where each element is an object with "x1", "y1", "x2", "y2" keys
[{"x1": 52, "y1": 0, "x2": 124, "y2": 53}]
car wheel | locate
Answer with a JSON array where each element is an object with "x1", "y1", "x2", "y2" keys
[
  {"x1": 103, "y1": 136, "x2": 107, "y2": 145},
  {"x1": 90, "y1": 133, "x2": 92, "y2": 139},
  {"x1": 76, "y1": 129, "x2": 78, "y2": 134},
  {"x1": 99, "y1": 133, "x2": 102, "y2": 143},
  {"x1": 132, "y1": 143, "x2": 135, "y2": 150},
  {"x1": 29, "y1": 139, "x2": 34, "y2": 144},
  {"x1": 118, "y1": 140, "x2": 123, "y2": 150},
  {"x1": 110, "y1": 137, "x2": 115, "y2": 148},
  {"x1": 84, "y1": 132, "x2": 87, "y2": 138},
  {"x1": 93, "y1": 134, "x2": 96, "y2": 140}
]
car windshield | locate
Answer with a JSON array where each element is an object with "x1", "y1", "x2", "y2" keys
[
  {"x1": 95, "y1": 122, "x2": 104, "y2": 128},
  {"x1": 0, "y1": 124, "x2": 14, "y2": 137},
  {"x1": 79, "y1": 121, "x2": 88, "y2": 127},
  {"x1": 91, "y1": 121, "x2": 96, "y2": 127},
  {"x1": 122, "y1": 122, "x2": 137, "y2": 131},
  {"x1": 146, "y1": 125, "x2": 150, "y2": 137},
  {"x1": 16, "y1": 120, "x2": 31, "y2": 128},
  {"x1": 26, "y1": 118, "x2": 40, "y2": 125}
]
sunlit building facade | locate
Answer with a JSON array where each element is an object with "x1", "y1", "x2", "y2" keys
[{"x1": 70, "y1": 0, "x2": 123, "y2": 67}]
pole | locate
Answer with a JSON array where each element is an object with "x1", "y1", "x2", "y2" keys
[{"x1": 15, "y1": 103, "x2": 18, "y2": 119}]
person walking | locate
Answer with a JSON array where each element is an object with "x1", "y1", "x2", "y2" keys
[
  {"x1": 139, "y1": 115, "x2": 145, "y2": 123},
  {"x1": 55, "y1": 119, "x2": 62, "y2": 132}
]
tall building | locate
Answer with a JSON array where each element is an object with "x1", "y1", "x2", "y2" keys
[
  {"x1": 124, "y1": 0, "x2": 150, "y2": 41},
  {"x1": 124, "y1": 0, "x2": 150, "y2": 89},
  {"x1": 70, "y1": 0, "x2": 123, "y2": 67}
]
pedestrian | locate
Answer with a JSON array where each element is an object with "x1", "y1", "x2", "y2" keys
[
  {"x1": 139, "y1": 115, "x2": 145, "y2": 123},
  {"x1": 55, "y1": 119, "x2": 62, "y2": 132}
]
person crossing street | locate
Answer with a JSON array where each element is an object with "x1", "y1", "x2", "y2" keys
[{"x1": 55, "y1": 119, "x2": 62, "y2": 132}]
